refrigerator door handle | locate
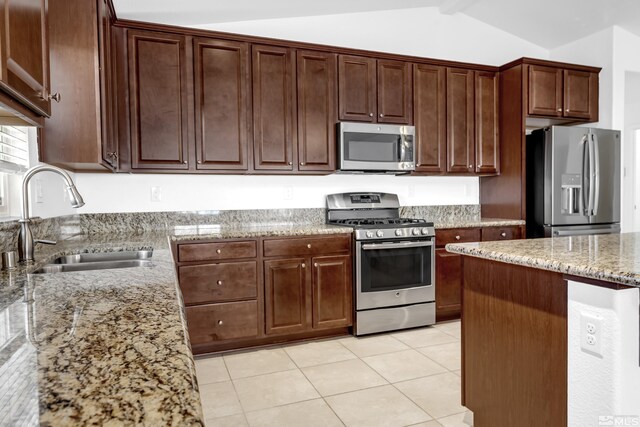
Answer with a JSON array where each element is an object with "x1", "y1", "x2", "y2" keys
[
  {"x1": 553, "y1": 227, "x2": 616, "y2": 237},
  {"x1": 581, "y1": 134, "x2": 590, "y2": 216},
  {"x1": 592, "y1": 133, "x2": 600, "y2": 217}
]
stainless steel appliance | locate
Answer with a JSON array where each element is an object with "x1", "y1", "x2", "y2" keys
[
  {"x1": 337, "y1": 122, "x2": 415, "y2": 174},
  {"x1": 326, "y1": 192, "x2": 435, "y2": 336},
  {"x1": 526, "y1": 126, "x2": 621, "y2": 237}
]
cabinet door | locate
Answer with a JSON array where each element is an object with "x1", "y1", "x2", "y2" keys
[
  {"x1": 99, "y1": 0, "x2": 117, "y2": 169},
  {"x1": 194, "y1": 38, "x2": 251, "y2": 170},
  {"x1": 527, "y1": 65, "x2": 562, "y2": 117},
  {"x1": 563, "y1": 69, "x2": 598, "y2": 120},
  {"x1": 0, "y1": 0, "x2": 50, "y2": 116},
  {"x1": 264, "y1": 258, "x2": 309, "y2": 335},
  {"x1": 311, "y1": 255, "x2": 352, "y2": 329},
  {"x1": 296, "y1": 50, "x2": 337, "y2": 172},
  {"x1": 413, "y1": 64, "x2": 446, "y2": 173},
  {"x1": 252, "y1": 45, "x2": 296, "y2": 171},
  {"x1": 338, "y1": 55, "x2": 376, "y2": 122},
  {"x1": 475, "y1": 71, "x2": 499, "y2": 175},
  {"x1": 446, "y1": 68, "x2": 474, "y2": 173},
  {"x1": 377, "y1": 59, "x2": 412, "y2": 124},
  {"x1": 127, "y1": 30, "x2": 190, "y2": 170},
  {"x1": 435, "y1": 248, "x2": 462, "y2": 321}
]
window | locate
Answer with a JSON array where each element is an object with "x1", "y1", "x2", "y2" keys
[{"x1": 0, "y1": 125, "x2": 30, "y2": 219}]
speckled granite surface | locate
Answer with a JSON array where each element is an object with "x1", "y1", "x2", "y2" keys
[
  {"x1": 170, "y1": 223, "x2": 352, "y2": 241},
  {"x1": 446, "y1": 232, "x2": 640, "y2": 287},
  {"x1": 0, "y1": 232, "x2": 204, "y2": 426}
]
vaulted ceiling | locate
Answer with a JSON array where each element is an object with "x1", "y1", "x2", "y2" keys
[{"x1": 112, "y1": 0, "x2": 640, "y2": 49}]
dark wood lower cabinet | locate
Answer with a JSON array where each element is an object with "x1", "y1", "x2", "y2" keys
[
  {"x1": 435, "y1": 249, "x2": 463, "y2": 321},
  {"x1": 462, "y1": 257, "x2": 567, "y2": 426},
  {"x1": 186, "y1": 301, "x2": 259, "y2": 345},
  {"x1": 312, "y1": 255, "x2": 352, "y2": 329},
  {"x1": 264, "y1": 258, "x2": 308, "y2": 335}
]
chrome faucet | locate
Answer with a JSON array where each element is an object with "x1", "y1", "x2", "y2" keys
[{"x1": 18, "y1": 164, "x2": 85, "y2": 263}]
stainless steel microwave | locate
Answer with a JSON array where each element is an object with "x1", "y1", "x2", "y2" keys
[{"x1": 338, "y1": 122, "x2": 415, "y2": 173}]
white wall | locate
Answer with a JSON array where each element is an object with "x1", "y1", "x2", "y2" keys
[
  {"x1": 196, "y1": 7, "x2": 548, "y2": 65},
  {"x1": 75, "y1": 174, "x2": 478, "y2": 213},
  {"x1": 67, "y1": 7, "x2": 547, "y2": 215}
]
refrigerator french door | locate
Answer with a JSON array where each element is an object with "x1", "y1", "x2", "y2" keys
[{"x1": 526, "y1": 126, "x2": 621, "y2": 238}]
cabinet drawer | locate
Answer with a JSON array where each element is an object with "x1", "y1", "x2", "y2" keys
[
  {"x1": 263, "y1": 235, "x2": 350, "y2": 257},
  {"x1": 186, "y1": 301, "x2": 258, "y2": 345},
  {"x1": 481, "y1": 226, "x2": 522, "y2": 241},
  {"x1": 179, "y1": 261, "x2": 258, "y2": 305},
  {"x1": 178, "y1": 240, "x2": 257, "y2": 262},
  {"x1": 435, "y1": 228, "x2": 481, "y2": 248}
]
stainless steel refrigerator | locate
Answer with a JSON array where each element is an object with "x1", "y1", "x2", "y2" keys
[{"x1": 526, "y1": 126, "x2": 621, "y2": 238}]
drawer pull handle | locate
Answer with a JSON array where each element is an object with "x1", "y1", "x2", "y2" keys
[
  {"x1": 301, "y1": 263, "x2": 306, "y2": 268},
  {"x1": 314, "y1": 262, "x2": 318, "y2": 267},
  {"x1": 455, "y1": 235, "x2": 461, "y2": 240},
  {"x1": 307, "y1": 244, "x2": 312, "y2": 249},
  {"x1": 217, "y1": 320, "x2": 223, "y2": 326},
  {"x1": 217, "y1": 280, "x2": 223, "y2": 285},
  {"x1": 216, "y1": 249, "x2": 221, "y2": 254},
  {"x1": 500, "y1": 232, "x2": 507, "y2": 237}
]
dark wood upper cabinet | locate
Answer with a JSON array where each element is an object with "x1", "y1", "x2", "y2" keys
[
  {"x1": 252, "y1": 44, "x2": 296, "y2": 171},
  {"x1": 475, "y1": 71, "x2": 499, "y2": 174},
  {"x1": 296, "y1": 50, "x2": 337, "y2": 172},
  {"x1": 528, "y1": 65, "x2": 562, "y2": 117},
  {"x1": 0, "y1": 0, "x2": 51, "y2": 116},
  {"x1": 563, "y1": 69, "x2": 598, "y2": 120},
  {"x1": 42, "y1": 0, "x2": 117, "y2": 171},
  {"x1": 127, "y1": 30, "x2": 190, "y2": 170},
  {"x1": 413, "y1": 64, "x2": 446, "y2": 173},
  {"x1": 338, "y1": 55, "x2": 376, "y2": 122},
  {"x1": 377, "y1": 59, "x2": 412, "y2": 124},
  {"x1": 194, "y1": 38, "x2": 251, "y2": 170},
  {"x1": 527, "y1": 63, "x2": 599, "y2": 121},
  {"x1": 446, "y1": 67, "x2": 474, "y2": 174}
]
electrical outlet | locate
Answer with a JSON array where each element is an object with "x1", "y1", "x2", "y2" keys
[
  {"x1": 284, "y1": 186, "x2": 293, "y2": 200},
  {"x1": 580, "y1": 312, "x2": 603, "y2": 357},
  {"x1": 150, "y1": 186, "x2": 162, "y2": 202}
]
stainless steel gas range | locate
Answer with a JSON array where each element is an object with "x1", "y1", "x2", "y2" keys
[{"x1": 326, "y1": 192, "x2": 436, "y2": 336}]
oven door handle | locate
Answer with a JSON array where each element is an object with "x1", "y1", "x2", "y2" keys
[{"x1": 361, "y1": 241, "x2": 434, "y2": 250}]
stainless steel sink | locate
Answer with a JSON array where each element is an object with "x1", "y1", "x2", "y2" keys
[
  {"x1": 50, "y1": 250, "x2": 153, "y2": 265},
  {"x1": 31, "y1": 250, "x2": 154, "y2": 274}
]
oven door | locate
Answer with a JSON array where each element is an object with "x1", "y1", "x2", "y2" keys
[{"x1": 355, "y1": 239, "x2": 435, "y2": 310}]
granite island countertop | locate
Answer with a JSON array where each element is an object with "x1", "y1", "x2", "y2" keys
[
  {"x1": 446, "y1": 232, "x2": 640, "y2": 288},
  {"x1": 0, "y1": 223, "x2": 353, "y2": 426}
]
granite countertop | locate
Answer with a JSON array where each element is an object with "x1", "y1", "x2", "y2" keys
[
  {"x1": 432, "y1": 217, "x2": 525, "y2": 229},
  {"x1": 446, "y1": 232, "x2": 640, "y2": 288},
  {"x1": 0, "y1": 224, "x2": 352, "y2": 426}
]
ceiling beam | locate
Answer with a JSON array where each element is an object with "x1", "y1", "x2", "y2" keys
[{"x1": 439, "y1": 0, "x2": 477, "y2": 15}]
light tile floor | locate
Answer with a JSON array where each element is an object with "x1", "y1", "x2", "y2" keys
[{"x1": 195, "y1": 320, "x2": 473, "y2": 427}]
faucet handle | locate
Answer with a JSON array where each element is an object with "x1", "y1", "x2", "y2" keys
[{"x1": 34, "y1": 239, "x2": 57, "y2": 245}]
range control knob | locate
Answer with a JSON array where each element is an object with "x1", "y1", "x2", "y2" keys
[
  {"x1": 365, "y1": 231, "x2": 374, "y2": 238},
  {"x1": 421, "y1": 227, "x2": 430, "y2": 235},
  {"x1": 376, "y1": 230, "x2": 384, "y2": 238},
  {"x1": 395, "y1": 229, "x2": 403, "y2": 236},
  {"x1": 412, "y1": 228, "x2": 420, "y2": 235}
]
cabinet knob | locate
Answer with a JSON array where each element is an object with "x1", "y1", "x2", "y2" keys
[
  {"x1": 300, "y1": 162, "x2": 305, "y2": 166},
  {"x1": 500, "y1": 232, "x2": 507, "y2": 237},
  {"x1": 369, "y1": 113, "x2": 373, "y2": 117},
  {"x1": 197, "y1": 160, "x2": 202, "y2": 164},
  {"x1": 314, "y1": 262, "x2": 318, "y2": 267},
  {"x1": 307, "y1": 244, "x2": 311, "y2": 249},
  {"x1": 288, "y1": 161, "x2": 293, "y2": 165},
  {"x1": 107, "y1": 152, "x2": 118, "y2": 159},
  {"x1": 565, "y1": 109, "x2": 570, "y2": 112},
  {"x1": 557, "y1": 108, "x2": 562, "y2": 112},
  {"x1": 416, "y1": 163, "x2": 421, "y2": 167},
  {"x1": 50, "y1": 92, "x2": 61, "y2": 103},
  {"x1": 183, "y1": 161, "x2": 187, "y2": 164},
  {"x1": 301, "y1": 263, "x2": 306, "y2": 268},
  {"x1": 455, "y1": 235, "x2": 461, "y2": 240},
  {"x1": 216, "y1": 249, "x2": 221, "y2": 254},
  {"x1": 379, "y1": 113, "x2": 384, "y2": 118},
  {"x1": 217, "y1": 280, "x2": 222, "y2": 285},
  {"x1": 217, "y1": 320, "x2": 223, "y2": 325},
  {"x1": 469, "y1": 165, "x2": 473, "y2": 169}
]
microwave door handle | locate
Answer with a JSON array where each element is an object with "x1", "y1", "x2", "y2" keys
[
  {"x1": 581, "y1": 134, "x2": 589, "y2": 216},
  {"x1": 398, "y1": 135, "x2": 406, "y2": 162},
  {"x1": 361, "y1": 241, "x2": 434, "y2": 250},
  {"x1": 592, "y1": 133, "x2": 600, "y2": 216}
]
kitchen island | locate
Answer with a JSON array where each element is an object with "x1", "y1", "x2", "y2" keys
[{"x1": 447, "y1": 233, "x2": 640, "y2": 427}]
